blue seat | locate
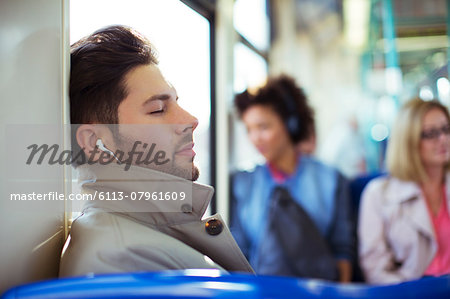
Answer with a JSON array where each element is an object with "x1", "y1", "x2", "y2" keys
[
  {"x1": 349, "y1": 172, "x2": 386, "y2": 282},
  {"x1": 349, "y1": 172, "x2": 386, "y2": 216},
  {"x1": 2, "y1": 270, "x2": 450, "y2": 299}
]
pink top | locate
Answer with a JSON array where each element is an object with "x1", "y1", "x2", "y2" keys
[
  {"x1": 424, "y1": 188, "x2": 450, "y2": 276},
  {"x1": 267, "y1": 162, "x2": 289, "y2": 183}
]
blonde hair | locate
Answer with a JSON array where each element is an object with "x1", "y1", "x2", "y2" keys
[{"x1": 386, "y1": 98, "x2": 450, "y2": 183}]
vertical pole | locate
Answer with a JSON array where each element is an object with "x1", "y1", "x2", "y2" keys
[
  {"x1": 381, "y1": 0, "x2": 401, "y2": 106},
  {"x1": 382, "y1": 0, "x2": 397, "y2": 69},
  {"x1": 215, "y1": 0, "x2": 235, "y2": 223},
  {"x1": 447, "y1": 0, "x2": 450, "y2": 78}
]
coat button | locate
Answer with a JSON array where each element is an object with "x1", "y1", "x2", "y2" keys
[
  {"x1": 205, "y1": 218, "x2": 223, "y2": 236},
  {"x1": 181, "y1": 204, "x2": 192, "y2": 213}
]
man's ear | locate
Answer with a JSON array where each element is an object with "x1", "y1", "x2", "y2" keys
[{"x1": 76, "y1": 124, "x2": 99, "y2": 159}]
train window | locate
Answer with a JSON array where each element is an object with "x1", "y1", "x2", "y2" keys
[
  {"x1": 233, "y1": 0, "x2": 270, "y2": 52},
  {"x1": 231, "y1": 0, "x2": 269, "y2": 171},
  {"x1": 234, "y1": 42, "x2": 268, "y2": 93},
  {"x1": 70, "y1": 0, "x2": 211, "y2": 218},
  {"x1": 231, "y1": 42, "x2": 267, "y2": 169}
]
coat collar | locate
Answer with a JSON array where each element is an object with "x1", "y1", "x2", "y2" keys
[
  {"x1": 76, "y1": 163, "x2": 214, "y2": 227},
  {"x1": 384, "y1": 173, "x2": 450, "y2": 239},
  {"x1": 385, "y1": 173, "x2": 450, "y2": 204},
  {"x1": 384, "y1": 176, "x2": 422, "y2": 204}
]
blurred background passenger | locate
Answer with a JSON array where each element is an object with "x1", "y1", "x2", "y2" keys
[
  {"x1": 359, "y1": 98, "x2": 450, "y2": 284},
  {"x1": 230, "y1": 75, "x2": 354, "y2": 282},
  {"x1": 319, "y1": 115, "x2": 367, "y2": 179}
]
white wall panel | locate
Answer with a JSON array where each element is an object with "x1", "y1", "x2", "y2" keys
[{"x1": 0, "y1": 0, "x2": 69, "y2": 293}]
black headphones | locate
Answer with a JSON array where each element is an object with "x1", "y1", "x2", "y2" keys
[{"x1": 278, "y1": 87, "x2": 302, "y2": 143}]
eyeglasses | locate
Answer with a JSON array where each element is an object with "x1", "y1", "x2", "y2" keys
[{"x1": 421, "y1": 124, "x2": 450, "y2": 140}]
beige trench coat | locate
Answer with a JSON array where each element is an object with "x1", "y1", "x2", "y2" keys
[
  {"x1": 59, "y1": 163, "x2": 254, "y2": 277},
  {"x1": 358, "y1": 174, "x2": 450, "y2": 284}
]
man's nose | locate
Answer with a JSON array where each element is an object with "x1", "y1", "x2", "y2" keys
[{"x1": 175, "y1": 107, "x2": 198, "y2": 134}]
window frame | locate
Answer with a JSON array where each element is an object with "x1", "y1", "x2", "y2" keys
[{"x1": 181, "y1": 0, "x2": 272, "y2": 214}]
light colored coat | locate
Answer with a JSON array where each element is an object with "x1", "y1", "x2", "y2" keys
[
  {"x1": 59, "y1": 164, "x2": 253, "y2": 277},
  {"x1": 358, "y1": 174, "x2": 450, "y2": 284}
]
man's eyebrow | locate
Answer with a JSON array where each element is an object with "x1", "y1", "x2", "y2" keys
[{"x1": 142, "y1": 94, "x2": 171, "y2": 106}]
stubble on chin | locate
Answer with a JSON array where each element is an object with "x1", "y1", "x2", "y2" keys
[
  {"x1": 191, "y1": 166, "x2": 200, "y2": 181},
  {"x1": 161, "y1": 157, "x2": 200, "y2": 181},
  {"x1": 113, "y1": 132, "x2": 200, "y2": 181}
]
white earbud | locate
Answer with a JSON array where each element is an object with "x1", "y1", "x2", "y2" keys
[
  {"x1": 96, "y1": 139, "x2": 121, "y2": 164},
  {"x1": 96, "y1": 139, "x2": 111, "y2": 153}
]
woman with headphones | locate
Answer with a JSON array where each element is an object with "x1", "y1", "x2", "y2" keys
[{"x1": 230, "y1": 75, "x2": 354, "y2": 282}]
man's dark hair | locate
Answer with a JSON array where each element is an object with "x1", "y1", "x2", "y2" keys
[
  {"x1": 70, "y1": 25, "x2": 158, "y2": 166},
  {"x1": 70, "y1": 25, "x2": 158, "y2": 124},
  {"x1": 234, "y1": 75, "x2": 314, "y2": 143}
]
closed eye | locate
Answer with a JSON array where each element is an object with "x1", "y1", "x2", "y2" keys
[{"x1": 149, "y1": 109, "x2": 164, "y2": 114}]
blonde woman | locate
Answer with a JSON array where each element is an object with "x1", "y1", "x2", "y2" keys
[{"x1": 358, "y1": 98, "x2": 450, "y2": 284}]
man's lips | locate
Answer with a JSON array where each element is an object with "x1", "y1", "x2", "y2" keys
[{"x1": 176, "y1": 142, "x2": 196, "y2": 157}]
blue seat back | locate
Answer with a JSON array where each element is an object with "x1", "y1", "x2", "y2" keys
[{"x1": 3, "y1": 270, "x2": 450, "y2": 299}]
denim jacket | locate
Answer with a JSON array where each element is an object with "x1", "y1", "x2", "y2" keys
[{"x1": 230, "y1": 156, "x2": 355, "y2": 270}]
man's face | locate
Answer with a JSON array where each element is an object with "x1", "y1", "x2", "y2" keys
[{"x1": 111, "y1": 64, "x2": 199, "y2": 181}]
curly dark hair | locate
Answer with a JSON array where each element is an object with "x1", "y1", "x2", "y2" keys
[{"x1": 234, "y1": 75, "x2": 314, "y2": 143}]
